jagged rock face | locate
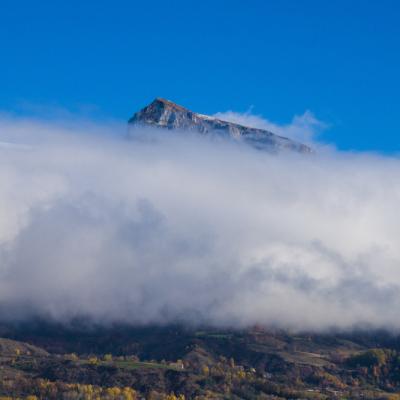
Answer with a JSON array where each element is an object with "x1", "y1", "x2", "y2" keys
[{"x1": 128, "y1": 98, "x2": 312, "y2": 153}]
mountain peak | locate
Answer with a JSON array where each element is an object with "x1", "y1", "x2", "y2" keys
[
  {"x1": 128, "y1": 98, "x2": 312, "y2": 153},
  {"x1": 153, "y1": 97, "x2": 188, "y2": 112}
]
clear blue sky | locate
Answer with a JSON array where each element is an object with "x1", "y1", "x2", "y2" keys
[{"x1": 1, "y1": 0, "x2": 399, "y2": 151}]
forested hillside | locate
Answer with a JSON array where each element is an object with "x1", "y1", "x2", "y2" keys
[{"x1": 1, "y1": 325, "x2": 400, "y2": 399}]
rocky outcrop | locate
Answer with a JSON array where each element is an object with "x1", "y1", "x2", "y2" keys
[{"x1": 128, "y1": 98, "x2": 312, "y2": 153}]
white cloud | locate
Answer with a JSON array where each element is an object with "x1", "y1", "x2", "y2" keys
[
  {"x1": 0, "y1": 115, "x2": 399, "y2": 331},
  {"x1": 214, "y1": 109, "x2": 327, "y2": 144}
]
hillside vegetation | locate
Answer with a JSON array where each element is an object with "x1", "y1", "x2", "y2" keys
[{"x1": 1, "y1": 325, "x2": 400, "y2": 399}]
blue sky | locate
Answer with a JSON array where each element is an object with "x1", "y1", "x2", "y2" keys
[{"x1": 1, "y1": 0, "x2": 399, "y2": 152}]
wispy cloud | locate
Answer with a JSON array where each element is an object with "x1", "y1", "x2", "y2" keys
[{"x1": 214, "y1": 109, "x2": 327, "y2": 144}]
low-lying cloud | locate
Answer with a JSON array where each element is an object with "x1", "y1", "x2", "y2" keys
[{"x1": 0, "y1": 113, "x2": 400, "y2": 331}]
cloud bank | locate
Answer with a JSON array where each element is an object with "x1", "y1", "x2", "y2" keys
[{"x1": 0, "y1": 114, "x2": 400, "y2": 331}]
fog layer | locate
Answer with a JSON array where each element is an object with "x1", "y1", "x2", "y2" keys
[{"x1": 1, "y1": 115, "x2": 399, "y2": 330}]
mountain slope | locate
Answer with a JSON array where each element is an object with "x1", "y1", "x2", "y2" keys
[
  {"x1": 1, "y1": 326, "x2": 400, "y2": 399},
  {"x1": 128, "y1": 98, "x2": 312, "y2": 153}
]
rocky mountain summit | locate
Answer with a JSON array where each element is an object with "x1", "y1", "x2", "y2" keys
[{"x1": 128, "y1": 98, "x2": 312, "y2": 153}]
